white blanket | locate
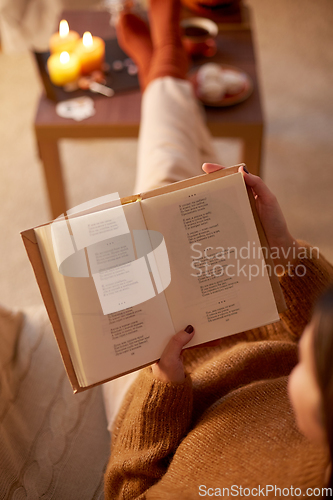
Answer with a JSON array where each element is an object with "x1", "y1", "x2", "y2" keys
[
  {"x1": 0, "y1": 304, "x2": 110, "y2": 499},
  {"x1": 0, "y1": 0, "x2": 62, "y2": 51}
]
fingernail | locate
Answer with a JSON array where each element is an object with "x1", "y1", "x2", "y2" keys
[
  {"x1": 242, "y1": 165, "x2": 249, "y2": 174},
  {"x1": 185, "y1": 325, "x2": 194, "y2": 334}
]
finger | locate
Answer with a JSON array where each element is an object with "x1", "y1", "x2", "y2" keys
[
  {"x1": 161, "y1": 326, "x2": 195, "y2": 361},
  {"x1": 238, "y1": 165, "x2": 276, "y2": 203},
  {"x1": 202, "y1": 163, "x2": 226, "y2": 174}
]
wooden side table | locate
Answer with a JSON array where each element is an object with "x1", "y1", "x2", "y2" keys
[{"x1": 34, "y1": 10, "x2": 264, "y2": 219}]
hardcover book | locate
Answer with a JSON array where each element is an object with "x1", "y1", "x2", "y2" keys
[{"x1": 21, "y1": 165, "x2": 285, "y2": 393}]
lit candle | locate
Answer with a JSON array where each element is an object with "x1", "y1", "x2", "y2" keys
[
  {"x1": 47, "y1": 51, "x2": 81, "y2": 87},
  {"x1": 49, "y1": 20, "x2": 80, "y2": 54},
  {"x1": 75, "y1": 31, "x2": 105, "y2": 75}
]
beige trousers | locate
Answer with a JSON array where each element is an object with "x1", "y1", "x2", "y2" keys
[
  {"x1": 102, "y1": 76, "x2": 218, "y2": 431},
  {"x1": 135, "y1": 76, "x2": 218, "y2": 192}
]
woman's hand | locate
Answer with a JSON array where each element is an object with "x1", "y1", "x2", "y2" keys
[
  {"x1": 152, "y1": 326, "x2": 195, "y2": 383},
  {"x1": 202, "y1": 163, "x2": 300, "y2": 269}
]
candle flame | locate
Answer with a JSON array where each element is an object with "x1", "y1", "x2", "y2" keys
[
  {"x1": 60, "y1": 51, "x2": 70, "y2": 64},
  {"x1": 59, "y1": 20, "x2": 69, "y2": 38},
  {"x1": 82, "y1": 31, "x2": 93, "y2": 48}
]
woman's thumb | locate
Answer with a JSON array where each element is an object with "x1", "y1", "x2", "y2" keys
[{"x1": 163, "y1": 325, "x2": 195, "y2": 359}]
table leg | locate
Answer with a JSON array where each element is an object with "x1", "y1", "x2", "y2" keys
[
  {"x1": 241, "y1": 124, "x2": 263, "y2": 177},
  {"x1": 36, "y1": 138, "x2": 67, "y2": 219}
]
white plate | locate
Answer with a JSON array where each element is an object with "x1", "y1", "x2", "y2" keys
[{"x1": 189, "y1": 64, "x2": 253, "y2": 107}]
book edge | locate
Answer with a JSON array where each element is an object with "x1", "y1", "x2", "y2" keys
[{"x1": 21, "y1": 231, "x2": 81, "y2": 393}]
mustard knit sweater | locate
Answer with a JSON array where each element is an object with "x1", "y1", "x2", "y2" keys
[{"x1": 105, "y1": 245, "x2": 333, "y2": 499}]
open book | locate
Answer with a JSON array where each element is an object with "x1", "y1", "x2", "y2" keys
[{"x1": 21, "y1": 166, "x2": 286, "y2": 393}]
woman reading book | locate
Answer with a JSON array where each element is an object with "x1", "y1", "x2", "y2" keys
[{"x1": 103, "y1": 0, "x2": 333, "y2": 497}]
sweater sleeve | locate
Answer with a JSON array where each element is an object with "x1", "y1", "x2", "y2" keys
[
  {"x1": 104, "y1": 367, "x2": 193, "y2": 500},
  {"x1": 279, "y1": 241, "x2": 333, "y2": 339}
]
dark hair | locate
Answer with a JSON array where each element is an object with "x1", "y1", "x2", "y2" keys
[{"x1": 312, "y1": 284, "x2": 333, "y2": 496}]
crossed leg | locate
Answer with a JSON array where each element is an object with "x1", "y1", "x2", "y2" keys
[{"x1": 116, "y1": 0, "x2": 218, "y2": 192}]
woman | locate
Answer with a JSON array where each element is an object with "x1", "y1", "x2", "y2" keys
[
  {"x1": 104, "y1": 165, "x2": 333, "y2": 499},
  {"x1": 289, "y1": 284, "x2": 333, "y2": 494},
  {"x1": 103, "y1": 1, "x2": 333, "y2": 497}
]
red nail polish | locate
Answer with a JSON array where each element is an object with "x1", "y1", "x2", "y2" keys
[{"x1": 185, "y1": 325, "x2": 194, "y2": 334}]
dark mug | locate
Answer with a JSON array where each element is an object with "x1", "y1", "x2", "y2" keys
[{"x1": 181, "y1": 17, "x2": 218, "y2": 57}]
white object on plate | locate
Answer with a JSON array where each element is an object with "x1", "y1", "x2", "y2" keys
[
  {"x1": 56, "y1": 97, "x2": 95, "y2": 121},
  {"x1": 199, "y1": 80, "x2": 226, "y2": 102},
  {"x1": 197, "y1": 62, "x2": 223, "y2": 85},
  {"x1": 197, "y1": 63, "x2": 226, "y2": 101},
  {"x1": 223, "y1": 69, "x2": 246, "y2": 95}
]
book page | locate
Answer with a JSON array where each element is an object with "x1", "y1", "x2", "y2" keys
[
  {"x1": 140, "y1": 172, "x2": 280, "y2": 347},
  {"x1": 35, "y1": 224, "x2": 87, "y2": 387},
  {"x1": 35, "y1": 201, "x2": 175, "y2": 387}
]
